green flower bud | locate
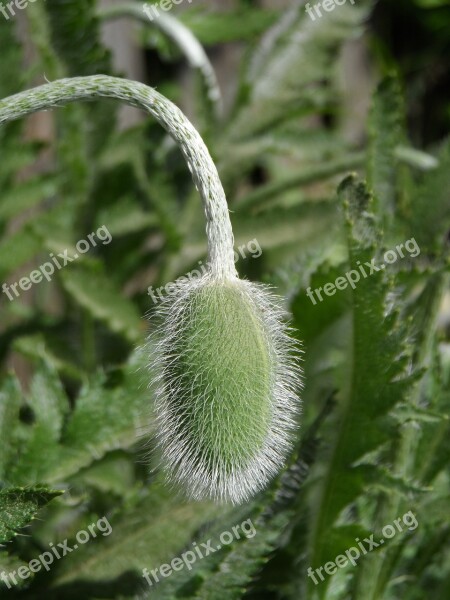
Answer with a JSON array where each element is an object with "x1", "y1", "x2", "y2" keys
[{"x1": 150, "y1": 275, "x2": 302, "y2": 504}]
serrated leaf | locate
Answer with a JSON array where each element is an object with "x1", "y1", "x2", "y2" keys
[
  {"x1": 0, "y1": 486, "x2": 62, "y2": 544},
  {"x1": 308, "y1": 177, "x2": 418, "y2": 591},
  {"x1": 46, "y1": 348, "x2": 152, "y2": 482},
  {"x1": 6, "y1": 363, "x2": 70, "y2": 485},
  {"x1": 5, "y1": 348, "x2": 151, "y2": 485},
  {"x1": 356, "y1": 464, "x2": 431, "y2": 495}
]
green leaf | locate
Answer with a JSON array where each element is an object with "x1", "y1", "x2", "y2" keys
[
  {"x1": 0, "y1": 376, "x2": 22, "y2": 482},
  {"x1": 0, "y1": 176, "x2": 59, "y2": 222},
  {"x1": 308, "y1": 177, "x2": 418, "y2": 590},
  {"x1": 395, "y1": 145, "x2": 439, "y2": 171},
  {"x1": 367, "y1": 75, "x2": 406, "y2": 219},
  {"x1": 0, "y1": 226, "x2": 42, "y2": 281},
  {"x1": 233, "y1": 201, "x2": 343, "y2": 267},
  {"x1": 46, "y1": 349, "x2": 152, "y2": 482},
  {"x1": 6, "y1": 350, "x2": 150, "y2": 485},
  {"x1": 6, "y1": 363, "x2": 69, "y2": 485},
  {"x1": 52, "y1": 481, "x2": 219, "y2": 587},
  {"x1": 237, "y1": 153, "x2": 366, "y2": 211},
  {"x1": 356, "y1": 464, "x2": 431, "y2": 496},
  {"x1": 155, "y1": 8, "x2": 279, "y2": 46},
  {"x1": 0, "y1": 551, "x2": 30, "y2": 589},
  {"x1": 94, "y1": 196, "x2": 158, "y2": 238},
  {"x1": 228, "y1": 1, "x2": 373, "y2": 138},
  {"x1": 60, "y1": 264, "x2": 143, "y2": 343},
  {"x1": 0, "y1": 486, "x2": 62, "y2": 544},
  {"x1": 44, "y1": 0, "x2": 116, "y2": 154},
  {"x1": 70, "y1": 453, "x2": 137, "y2": 497},
  {"x1": 13, "y1": 334, "x2": 86, "y2": 382}
]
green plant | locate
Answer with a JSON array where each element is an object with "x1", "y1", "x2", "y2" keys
[
  {"x1": 1, "y1": 1, "x2": 449, "y2": 599},
  {"x1": 0, "y1": 74, "x2": 302, "y2": 504}
]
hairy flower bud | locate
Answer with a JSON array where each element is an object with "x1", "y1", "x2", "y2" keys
[{"x1": 150, "y1": 275, "x2": 302, "y2": 504}]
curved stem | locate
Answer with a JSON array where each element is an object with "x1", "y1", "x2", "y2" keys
[
  {"x1": 99, "y1": 3, "x2": 222, "y2": 116},
  {"x1": 0, "y1": 75, "x2": 236, "y2": 279}
]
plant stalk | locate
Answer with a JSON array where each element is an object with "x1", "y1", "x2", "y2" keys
[{"x1": 0, "y1": 75, "x2": 236, "y2": 279}]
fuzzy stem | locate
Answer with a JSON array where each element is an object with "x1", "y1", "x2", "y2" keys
[{"x1": 0, "y1": 75, "x2": 236, "y2": 278}]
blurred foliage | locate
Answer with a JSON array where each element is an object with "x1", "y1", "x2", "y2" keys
[{"x1": 0, "y1": 0, "x2": 449, "y2": 599}]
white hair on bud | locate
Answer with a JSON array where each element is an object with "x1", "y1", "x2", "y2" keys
[{"x1": 148, "y1": 273, "x2": 302, "y2": 504}]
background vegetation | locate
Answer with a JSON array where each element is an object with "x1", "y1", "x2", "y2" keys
[{"x1": 0, "y1": 0, "x2": 449, "y2": 598}]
